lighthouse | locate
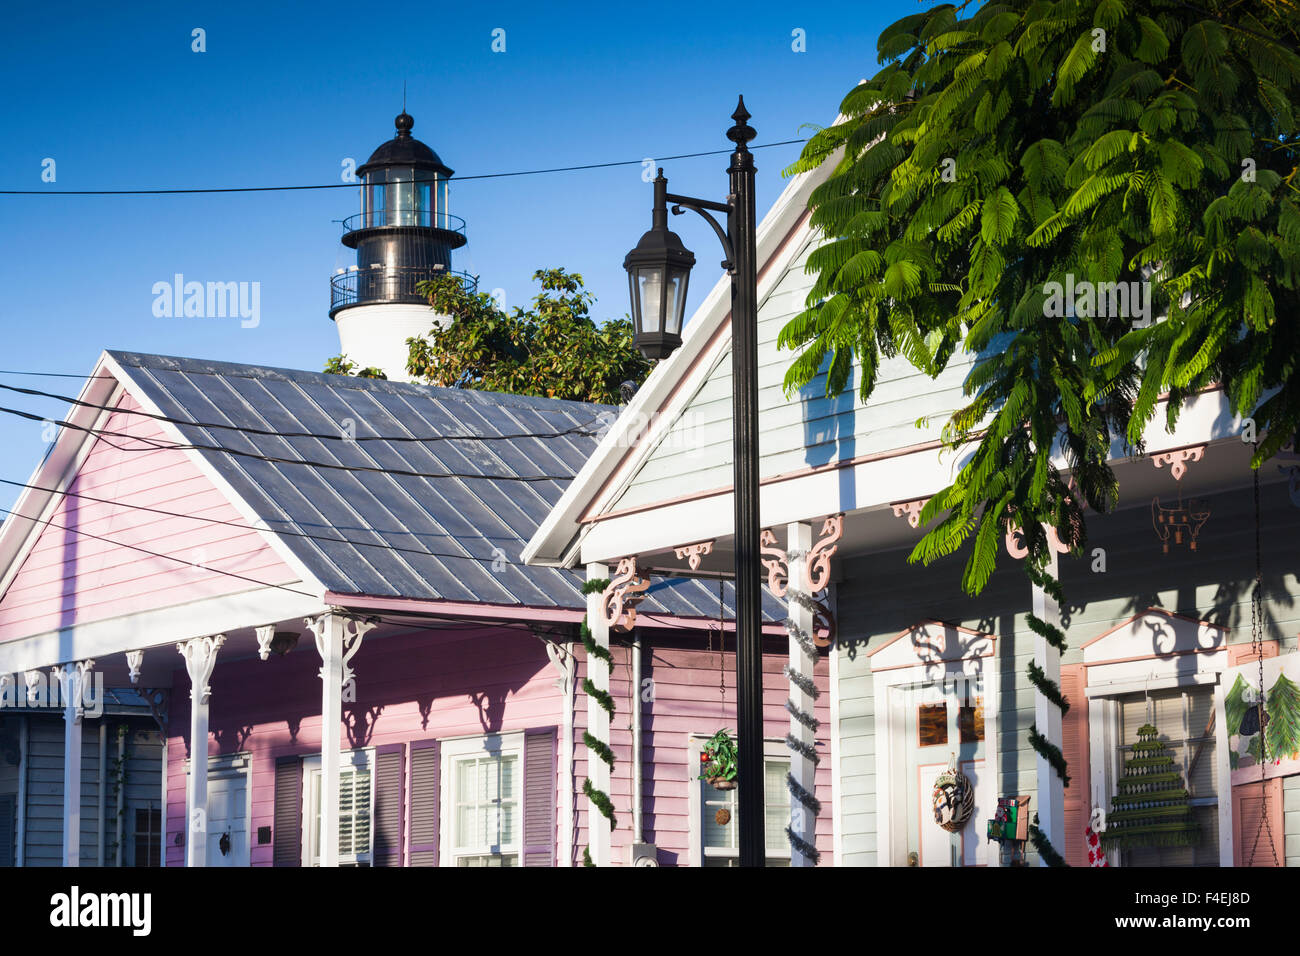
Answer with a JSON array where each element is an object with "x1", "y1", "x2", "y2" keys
[{"x1": 329, "y1": 111, "x2": 474, "y2": 381}]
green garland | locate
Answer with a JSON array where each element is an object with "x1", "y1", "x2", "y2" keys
[
  {"x1": 1024, "y1": 558, "x2": 1071, "y2": 865},
  {"x1": 579, "y1": 578, "x2": 615, "y2": 865}
]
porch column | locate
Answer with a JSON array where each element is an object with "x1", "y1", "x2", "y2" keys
[
  {"x1": 59, "y1": 660, "x2": 95, "y2": 867},
  {"x1": 177, "y1": 636, "x2": 224, "y2": 868},
  {"x1": 785, "y1": 522, "x2": 818, "y2": 866},
  {"x1": 307, "y1": 612, "x2": 374, "y2": 867},
  {"x1": 1031, "y1": 550, "x2": 1065, "y2": 863},
  {"x1": 585, "y1": 562, "x2": 612, "y2": 866}
]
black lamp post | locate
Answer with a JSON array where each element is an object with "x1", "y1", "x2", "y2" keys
[{"x1": 625, "y1": 97, "x2": 764, "y2": 867}]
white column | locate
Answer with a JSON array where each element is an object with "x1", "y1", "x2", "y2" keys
[
  {"x1": 786, "y1": 522, "x2": 818, "y2": 866},
  {"x1": 177, "y1": 636, "x2": 224, "y2": 868},
  {"x1": 543, "y1": 640, "x2": 575, "y2": 867},
  {"x1": 59, "y1": 660, "x2": 94, "y2": 867},
  {"x1": 1031, "y1": 551, "x2": 1065, "y2": 863},
  {"x1": 585, "y1": 562, "x2": 611, "y2": 867},
  {"x1": 307, "y1": 612, "x2": 373, "y2": 868}
]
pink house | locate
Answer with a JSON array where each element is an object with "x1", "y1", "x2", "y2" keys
[{"x1": 0, "y1": 350, "x2": 831, "y2": 867}]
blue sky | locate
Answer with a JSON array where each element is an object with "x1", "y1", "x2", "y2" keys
[{"x1": 0, "y1": 0, "x2": 915, "y2": 511}]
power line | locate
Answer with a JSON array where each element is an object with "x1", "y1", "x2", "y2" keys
[
  {"x1": 0, "y1": 380, "x2": 608, "y2": 444},
  {"x1": 0, "y1": 140, "x2": 807, "y2": 196},
  {"x1": 0, "y1": 403, "x2": 580, "y2": 483},
  {"x1": 0, "y1": 475, "x2": 540, "y2": 569},
  {"x1": 0, "y1": 505, "x2": 318, "y2": 599}
]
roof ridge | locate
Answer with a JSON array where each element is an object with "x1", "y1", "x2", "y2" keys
[{"x1": 106, "y1": 350, "x2": 614, "y2": 414}]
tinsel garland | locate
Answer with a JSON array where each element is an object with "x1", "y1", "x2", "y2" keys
[
  {"x1": 1024, "y1": 558, "x2": 1071, "y2": 866},
  {"x1": 783, "y1": 592, "x2": 823, "y2": 865},
  {"x1": 579, "y1": 578, "x2": 615, "y2": 866}
]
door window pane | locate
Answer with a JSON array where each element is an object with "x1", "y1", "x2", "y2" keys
[{"x1": 918, "y1": 703, "x2": 948, "y2": 745}]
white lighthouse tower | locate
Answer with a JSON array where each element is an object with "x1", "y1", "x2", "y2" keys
[{"x1": 329, "y1": 112, "x2": 474, "y2": 381}]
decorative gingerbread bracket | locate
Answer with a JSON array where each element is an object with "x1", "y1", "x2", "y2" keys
[
  {"x1": 1004, "y1": 523, "x2": 1070, "y2": 560},
  {"x1": 805, "y1": 514, "x2": 843, "y2": 593},
  {"x1": 603, "y1": 556, "x2": 651, "y2": 631},
  {"x1": 1152, "y1": 444, "x2": 1206, "y2": 482},
  {"x1": 890, "y1": 498, "x2": 930, "y2": 529},
  {"x1": 759, "y1": 529, "x2": 789, "y2": 598},
  {"x1": 673, "y1": 540, "x2": 715, "y2": 571}
]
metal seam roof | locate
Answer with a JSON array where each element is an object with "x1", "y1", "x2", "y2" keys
[{"x1": 106, "y1": 351, "x2": 779, "y2": 622}]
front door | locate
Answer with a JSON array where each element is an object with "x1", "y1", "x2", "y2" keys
[
  {"x1": 206, "y1": 762, "x2": 249, "y2": 867},
  {"x1": 900, "y1": 678, "x2": 988, "y2": 866}
]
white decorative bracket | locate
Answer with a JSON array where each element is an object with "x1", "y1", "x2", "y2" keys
[
  {"x1": 56, "y1": 660, "x2": 96, "y2": 723},
  {"x1": 176, "y1": 636, "x2": 225, "y2": 705},
  {"x1": 890, "y1": 498, "x2": 930, "y2": 529},
  {"x1": 602, "y1": 557, "x2": 650, "y2": 631},
  {"x1": 542, "y1": 639, "x2": 574, "y2": 697},
  {"x1": 24, "y1": 669, "x2": 44, "y2": 705},
  {"x1": 1151, "y1": 444, "x2": 1205, "y2": 481},
  {"x1": 673, "y1": 540, "x2": 714, "y2": 571},
  {"x1": 125, "y1": 649, "x2": 144, "y2": 685},
  {"x1": 306, "y1": 613, "x2": 376, "y2": 687},
  {"x1": 255, "y1": 625, "x2": 276, "y2": 662}
]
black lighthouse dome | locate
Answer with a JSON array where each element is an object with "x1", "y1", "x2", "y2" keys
[{"x1": 329, "y1": 111, "x2": 474, "y2": 319}]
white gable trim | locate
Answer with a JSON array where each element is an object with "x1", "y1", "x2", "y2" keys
[{"x1": 523, "y1": 145, "x2": 840, "y2": 569}]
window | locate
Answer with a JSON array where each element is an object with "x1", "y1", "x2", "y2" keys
[
  {"x1": 442, "y1": 733, "x2": 522, "y2": 866},
  {"x1": 1114, "y1": 687, "x2": 1219, "y2": 866},
  {"x1": 303, "y1": 751, "x2": 373, "y2": 867},
  {"x1": 694, "y1": 738, "x2": 792, "y2": 867},
  {"x1": 133, "y1": 807, "x2": 161, "y2": 867}
]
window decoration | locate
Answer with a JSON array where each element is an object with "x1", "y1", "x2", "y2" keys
[
  {"x1": 700, "y1": 754, "x2": 790, "y2": 866},
  {"x1": 699, "y1": 729, "x2": 739, "y2": 791},
  {"x1": 1101, "y1": 723, "x2": 1199, "y2": 851}
]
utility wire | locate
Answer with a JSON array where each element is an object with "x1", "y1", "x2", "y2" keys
[
  {"x1": 0, "y1": 403, "x2": 579, "y2": 482},
  {"x1": 0, "y1": 380, "x2": 607, "y2": 444},
  {"x1": 0, "y1": 140, "x2": 807, "y2": 196},
  {"x1": 0, "y1": 475, "x2": 542, "y2": 569},
  {"x1": 0, "y1": 505, "x2": 318, "y2": 599}
]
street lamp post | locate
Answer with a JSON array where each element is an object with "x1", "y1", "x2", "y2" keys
[{"x1": 625, "y1": 97, "x2": 764, "y2": 867}]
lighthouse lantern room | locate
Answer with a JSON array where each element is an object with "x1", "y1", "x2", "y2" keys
[{"x1": 330, "y1": 111, "x2": 475, "y2": 381}]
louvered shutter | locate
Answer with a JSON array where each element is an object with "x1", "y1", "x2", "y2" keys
[
  {"x1": 338, "y1": 765, "x2": 372, "y2": 862},
  {"x1": 273, "y1": 756, "x2": 302, "y2": 867},
  {"x1": 373, "y1": 745, "x2": 405, "y2": 867},
  {"x1": 523, "y1": 728, "x2": 557, "y2": 866},
  {"x1": 408, "y1": 739, "x2": 439, "y2": 867},
  {"x1": 0, "y1": 793, "x2": 14, "y2": 867},
  {"x1": 1059, "y1": 663, "x2": 1091, "y2": 867}
]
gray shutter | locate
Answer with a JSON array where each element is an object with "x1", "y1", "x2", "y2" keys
[
  {"x1": 273, "y1": 756, "x2": 302, "y2": 867},
  {"x1": 0, "y1": 794, "x2": 14, "y2": 867},
  {"x1": 523, "y1": 728, "x2": 557, "y2": 866},
  {"x1": 408, "y1": 740, "x2": 439, "y2": 867},
  {"x1": 372, "y1": 745, "x2": 405, "y2": 867}
]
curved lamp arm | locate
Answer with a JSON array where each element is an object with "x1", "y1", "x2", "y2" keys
[{"x1": 667, "y1": 193, "x2": 736, "y2": 274}]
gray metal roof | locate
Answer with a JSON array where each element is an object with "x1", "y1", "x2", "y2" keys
[{"x1": 109, "y1": 352, "x2": 774, "y2": 622}]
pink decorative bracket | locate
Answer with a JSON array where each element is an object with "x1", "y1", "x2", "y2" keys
[
  {"x1": 673, "y1": 540, "x2": 715, "y2": 571},
  {"x1": 890, "y1": 498, "x2": 930, "y2": 529},
  {"x1": 603, "y1": 556, "x2": 651, "y2": 631},
  {"x1": 1004, "y1": 523, "x2": 1070, "y2": 560},
  {"x1": 804, "y1": 514, "x2": 844, "y2": 593},
  {"x1": 759, "y1": 529, "x2": 789, "y2": 598},
  {"x1": 1151, "y1": 444, "x2": 1206, "y2": 482}
]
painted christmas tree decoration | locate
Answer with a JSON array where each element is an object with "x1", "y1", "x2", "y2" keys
[
  {"x1": 1101, "y1": 723, "x2": 1200, "y2": 851},
  {"x1": 1265, "y1": 672, "x2": 1300, "y2": 764}
]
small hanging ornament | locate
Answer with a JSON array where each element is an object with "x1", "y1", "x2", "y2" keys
[
  {"x1": 932, "y1": 754, "x2": 975, "y2": 833},
  {"x1": 715, "y1": 808, "x2": 731, "y2": 826}
]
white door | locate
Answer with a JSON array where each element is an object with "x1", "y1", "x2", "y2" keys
[
  {"x1": 901, "y1": 678, "x2": 989, "y2": 866},
  {"x1": 206, "y1": 767, "x2": 249, "y2": 867}
]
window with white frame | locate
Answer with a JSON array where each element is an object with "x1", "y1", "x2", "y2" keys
[
  {"x1": 303, "y1": 750, "x2": 373, "y2": 867},
  {"x1": 441, "y1": 733, "x2": 522, "y2": 866},
  {"x1": 1114, "y1": 686, "x2": 1220, "y2": 867},
  {"x1": 693, "y1": 738, "x2": 792, "y2": 867}
]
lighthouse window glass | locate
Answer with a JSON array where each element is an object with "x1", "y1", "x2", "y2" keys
[
  {"x1": 389, "y1": 168, "x2": 416, "y2": 226},
  {"x1": 365, "y1": 174, "x2": 385, "y2": 225},
  {"x1": 437, "y1": 179, "x2": 449, "y2": 228}
]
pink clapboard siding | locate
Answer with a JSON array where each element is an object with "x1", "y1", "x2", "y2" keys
[
  {"x1": 572, "y1": 638, "x2": 834, "y2": 866},
  {"x1": 0, "y1": 390, "x2": 299, "y2": 640},
  {"x1": 166, "y1": 625, "x2": 565, "y2": 867}
]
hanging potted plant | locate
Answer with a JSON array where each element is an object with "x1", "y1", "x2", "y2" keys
[{"x1": 699, "y1": 729, "x2": 739, "y2": 791}]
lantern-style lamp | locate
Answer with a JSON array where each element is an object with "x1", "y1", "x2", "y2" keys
[{"x1": 624, "y1": 170, "x2": 695, "y2": 359}]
